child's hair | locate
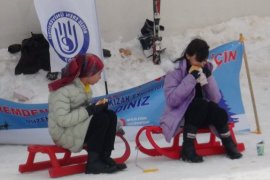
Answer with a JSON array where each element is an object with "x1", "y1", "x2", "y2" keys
[{"x1": 175, "y1": 38, "x2": 209, "y2": 62}]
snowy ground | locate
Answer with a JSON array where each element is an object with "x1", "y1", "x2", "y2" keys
[{"x1": 0, "y1": 16, "x2": 270, "y2": 179}]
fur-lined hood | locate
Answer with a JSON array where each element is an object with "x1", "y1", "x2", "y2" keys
[{"x1": 161, "y1": 59, "x2": 179, "y2": 73}]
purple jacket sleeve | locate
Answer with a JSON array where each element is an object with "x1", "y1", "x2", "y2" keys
[
  {"x1": 202, "y1": 75, "x2": 221, "y2": 103},
  {"x1": 164, "y1": 70, "x2": 197, "y2": 108}
]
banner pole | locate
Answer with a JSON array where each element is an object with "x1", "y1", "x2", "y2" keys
[
  {"x1": 104, "y1": 75, "x2": 109, "y2": 95},
  {"x1": 239, "y1": 33, "x2": 261, "y2": 134},
  {"x1": 94, "y1": 0, "x2": 108, "y2": 95}
]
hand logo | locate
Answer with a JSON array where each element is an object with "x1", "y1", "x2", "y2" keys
[
  {"x1": 47, "y1": 11, "x2": 90, "y2": 63},
  {"x1": 54, "y1": 21, "x2": 78, "y2": 55}
]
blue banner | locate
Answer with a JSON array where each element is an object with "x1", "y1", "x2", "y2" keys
[
  {"x1": 0, "y1": 40, "x2": 248, "y2": 132},
  {"x1": 210, "y1": 40, "x2": 245, "y2": 123},
  {"x1": 0, "y1": 99, "x2": 48, "y2": 130},
  {"x1": 92, "y1": 77, "x2": 165, "y2": 126}
]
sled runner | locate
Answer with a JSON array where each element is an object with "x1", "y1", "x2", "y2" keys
[
  {"x1": 135, "y1": 123, "x2": 245, "y2": 159},
  {"x1": 19, "y1": 133, "x2": 130, "y2": 178}
]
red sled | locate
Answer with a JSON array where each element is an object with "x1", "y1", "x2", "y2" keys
[
  {"x1": 135, "y1": 123, "x2": 245, "y2": 159},
  {"x1": 19, "y1": 133, "x2": 130, "y2": 178}
]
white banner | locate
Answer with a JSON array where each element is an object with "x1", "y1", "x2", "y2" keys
[{"x1": 34, "y1": 0, "x2": 102, "y2": 72}]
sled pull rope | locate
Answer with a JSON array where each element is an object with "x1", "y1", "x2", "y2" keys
[{"x1": 135, "y1": 146, "x2": 159, "y2": 173}]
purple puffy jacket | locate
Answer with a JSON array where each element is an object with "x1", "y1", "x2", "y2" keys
[{"x1": 160, "y1": 59, "x2": 221, "y2": 142}]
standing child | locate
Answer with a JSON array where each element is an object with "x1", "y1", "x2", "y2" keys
[
  {"x1": 48, "y1": 53, "x2": 126, "y2": 174},
  {"x1": 160, "y1": 38, "x2": 242, "y2": 162}
]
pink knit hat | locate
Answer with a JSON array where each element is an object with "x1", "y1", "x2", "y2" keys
[{"x1": 48, "y1": 53, "x2": 104, "y2": 91}]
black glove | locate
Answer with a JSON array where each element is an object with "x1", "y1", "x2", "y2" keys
[
  {"x1": 190, "y1": 70, "x2": 200, "y2": 79},
  {"x1": 85, "y1": 102, "x2": 108, "y2": 116},
  {"x1": 202, "y1": 67, "x2": 211, "y2": 78}
]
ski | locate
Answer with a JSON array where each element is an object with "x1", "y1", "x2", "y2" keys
[{"x1": 152, "y1": 0, "x2": 162, "y2": 64}]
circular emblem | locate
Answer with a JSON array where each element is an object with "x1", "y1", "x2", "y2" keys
[{"x1": 47, "y1": 11, "x2": 90, "y2": 63}]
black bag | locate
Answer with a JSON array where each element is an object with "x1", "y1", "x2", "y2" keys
[
  {"x1": 139, "y1": 19, "x2": 164, "y2": 51},
  {"x1": 15, "y1": 33, "x2": 50, "y2": 75}
]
